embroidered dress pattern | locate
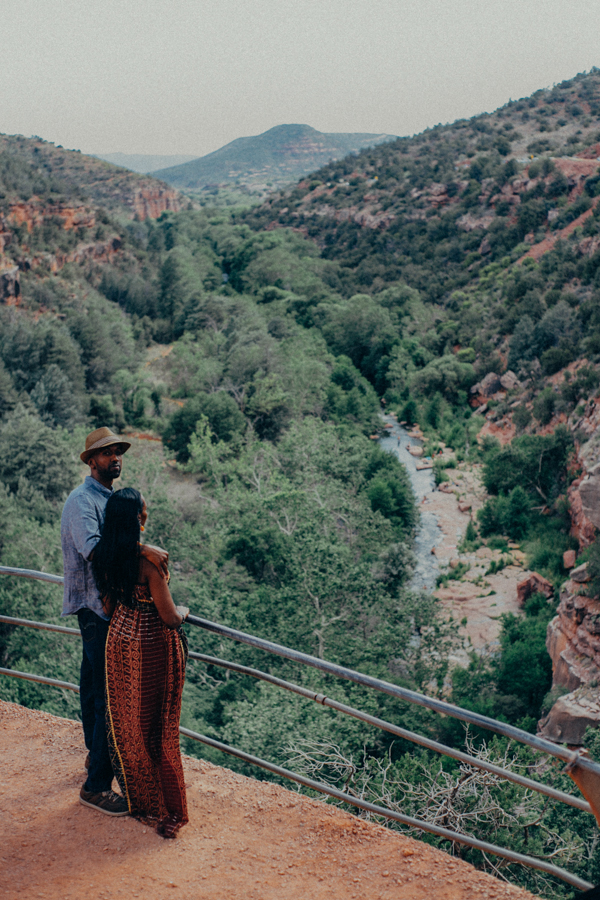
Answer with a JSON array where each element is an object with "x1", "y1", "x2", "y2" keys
[{"x1": 105, "y1": 584, "x2": 188, "y2": 837}]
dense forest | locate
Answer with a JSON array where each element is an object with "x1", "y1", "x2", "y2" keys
[{"x1": 2, "y1": 70, "x2": 600, "y2": 897}]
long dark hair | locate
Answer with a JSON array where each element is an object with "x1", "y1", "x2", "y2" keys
[{"x1": 92, "y1": 487, "x2": 143, "y2": 609}]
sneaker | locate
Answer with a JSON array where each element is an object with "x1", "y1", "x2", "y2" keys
[{"x1": 79, "y1": 787, "x2": 129, "y2": 816}]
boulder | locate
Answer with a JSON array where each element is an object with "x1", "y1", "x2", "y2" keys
[
  {"x1": 500, "y1": 370, "x2": 520, "y2": 391},
  {"x1": 537, "y1": 684, "x2": 600, "y2": 745},
  {"x1": 517, "y1": 572, "x2": 554, "y2": 607},
  {"x1": 470, "y1": 372, "x2": 502, "y2": 397},
  {"x1": 458, "y1": 501, "x2": 472, "y2": 513},
  {"x1": 571, "y1": 562, "x2": 591, "y2": 583},
  {"x1": 563, "y1": 549, "x2": 577, "y2": 570}
]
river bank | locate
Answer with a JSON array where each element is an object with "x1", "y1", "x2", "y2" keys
[{"x1": 379, "y1": 416, "x2": 529, "y2": 658}]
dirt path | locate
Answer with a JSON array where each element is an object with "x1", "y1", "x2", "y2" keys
[{"x1": 0, "y1": 701, "x2": 537, "y2": 900}]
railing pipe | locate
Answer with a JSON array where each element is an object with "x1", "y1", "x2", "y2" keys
[
  {"x1": 179, "y1": 726, "x2": 594, "y2": 892},
  {"x1": 188, "y1": 650, "x2": 591, "y2": 813},
  {"x1": 0, "y1": 565, "x2": 64, "y2": 586},
  {"x1": 0, "y1": 667, "x2": 79, "y2": 692},
  {"x1": 0, "y1": 614, "x2": 79, "y2": 636},
  {"x1": 186, "y1": 614, "x2": 600, "y2": 777}
]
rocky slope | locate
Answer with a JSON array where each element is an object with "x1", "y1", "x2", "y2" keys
[
  {"x1": 0, "y1": 134, "x2": 183, "y2": 217},
  {"x1": 0, "y1": 133, "x2": 183, "y2": 296}
]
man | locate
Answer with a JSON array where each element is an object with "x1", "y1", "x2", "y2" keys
[{"x1": 61, "y1": 427, "x2": 168, "y2": 816}]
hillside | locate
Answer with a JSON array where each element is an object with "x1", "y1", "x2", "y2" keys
[
  {"x1": 0, "y1": 133, "x2": 185, "y2": 300},
  {"x1": 153, "y1": 124, "x2": 397, "y2": 190},
  {"x1": 246, "y1": 70, "x2": 600, "y2": 297},
  {"x1": 0, "y1": 134, "x2": 183, "y2": 220}
]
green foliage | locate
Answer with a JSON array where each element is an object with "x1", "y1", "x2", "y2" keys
[
  {"x1": 163, "y1": 392, "x2": 247, "y2": 461},
  {"x1": 7, "y1": 98, "x2": 600, "y2": 895},
  {"x1": 432, "y1": 459, "x2": 450, "y2": 485},
  {"x1": 478, "y1": 486, "x2": 531, "y2": 540},
  {"x1": 436, "y1": 561, "x2": 470, "y2": 587},
  {"x1": 585, "y1": 537, "x2": 600, "y2": 599},
  {"x1": 482, "y1": 426, "x2": 573, "y2": 504},
  {"x1": 533, "y1": 387, "x2": 555, "y2": 424},
  {"x1": 411, "y1": 355, "x2": 476, "y2": 401},
  {"x1": 0, "y1": 406, "x2": 78, "y2": 506},
  {"x1": 363, "y1": 446, "x2": 417, "y2": 537},
  {"x1": 512, "y1": 404, "x2": 531, "y2": 432}
]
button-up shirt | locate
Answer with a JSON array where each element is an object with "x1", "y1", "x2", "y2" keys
[{"x1": 61, "y1": 475, "x2": 113, "y2": 620}]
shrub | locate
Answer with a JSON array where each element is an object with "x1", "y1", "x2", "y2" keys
[
  {"x1": 507, "y1": 316, "x2": 536, "y2": 372},
  {"x1": 0, "y1": 406, "x2": 77, "y2": 503},
  {"x1": 532, "y1": 388, "x2": 555, "y2": 425},
  {"x1": 400, "y1": 398, "x2": 418, "y2": 426},
  {"x1": 478, "y1": 486, "x2": 531, "y2": 540},
  {"x1": 512, "y1": 405, "x2": 531, "y2": 432}
]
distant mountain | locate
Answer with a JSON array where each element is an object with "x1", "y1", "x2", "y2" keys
[
  {"x1": 93, "y1": 152, "x2": 198, "y2": 174},
  {"x1": 153, "y1": 124, "x2": 398, "y2": 190}
]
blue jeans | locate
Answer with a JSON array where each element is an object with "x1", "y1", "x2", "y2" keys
[{"x1": 78, "y1": 608, "x2": 114, "y2": 793}]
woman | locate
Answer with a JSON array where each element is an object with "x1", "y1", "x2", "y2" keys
[{"x1": 92, "y1": 487, "x2": 189, "y2": 838}]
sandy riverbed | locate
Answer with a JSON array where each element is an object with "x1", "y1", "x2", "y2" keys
[{"x1": 380, "y1": 418, "x2": 529, "y2": 660}]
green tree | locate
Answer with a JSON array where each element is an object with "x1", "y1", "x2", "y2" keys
[{"x1": 163, "y1": 391, "x2": 246, "y2": 461}]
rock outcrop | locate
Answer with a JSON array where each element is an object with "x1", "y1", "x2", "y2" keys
[
  {"x1": 578, "y1": 471, "x2": 600, "y2": 530},
  {"x1": 538, "y1": 684, "x2": 600, "y2": 745},
  {"x1": 6, "y1": 201, "x2": 96, "y2": 232},
  {"x1": 516, "y1": 572, "x2": 554, "y2": 607},
  {"x1": 470, "y1": 372, "x2": 502, "y2": 399},
  {"x1": 538, "y1": 577, "x2": 600, "y2": 745},
  {"x1": 130, "y1": 186, "x2": 182, "y2": 220},
  {"x1": 568, "y1": 474, "x2": 597, "y2": 547},
  {"x1": 0, "y1": 266, "x2": 20, "y2": 303}
]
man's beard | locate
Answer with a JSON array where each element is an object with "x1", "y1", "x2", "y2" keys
[{"x1": 107, "y1": 464, "x2": 121, "y2": 479}]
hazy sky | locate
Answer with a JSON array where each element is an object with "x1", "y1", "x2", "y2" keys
[{"x1": 2, "y1": 0, "x2": 600, "y2": 157}]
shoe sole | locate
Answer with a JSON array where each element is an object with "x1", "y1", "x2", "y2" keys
[{"x1": 79, "y1": 795, "x2": 129, "y2": 816}]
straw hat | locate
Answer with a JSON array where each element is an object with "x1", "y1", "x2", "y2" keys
[{"x1": 80, "y1": 427, "x2": 131, "y2": 464}]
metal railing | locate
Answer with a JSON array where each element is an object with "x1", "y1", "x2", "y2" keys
[{"x1": 0, "y1": 565, "x2": 597, "y2": 892}]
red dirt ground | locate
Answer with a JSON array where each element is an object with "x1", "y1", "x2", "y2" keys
[{"x1": 0, "y1": 701, "x2": 538, "y2": 900}]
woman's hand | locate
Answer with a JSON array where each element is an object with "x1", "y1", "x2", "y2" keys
[
  {"x1": 175, "y1": 605, "x2": 189, "y2": 624},
  {"x1": 140, "y1": 543, "x2": 169, "y2": 578}
]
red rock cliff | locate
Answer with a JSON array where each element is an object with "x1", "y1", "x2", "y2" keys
[{"x1": 538, "y1": 572, "x2": 600, "y2": 744}]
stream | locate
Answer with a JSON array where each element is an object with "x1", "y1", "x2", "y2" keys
[{"x1": 378, "y1": 415, "x2": 443, "y2": 591}]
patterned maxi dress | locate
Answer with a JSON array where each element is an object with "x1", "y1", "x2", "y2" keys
[{"x1": 105, "y1": 584, "x2": 188, "y2": 837}]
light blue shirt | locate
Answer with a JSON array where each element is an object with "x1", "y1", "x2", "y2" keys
[{"x1": 61, "y1": 476, "x2": 113, "y2": 620}]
